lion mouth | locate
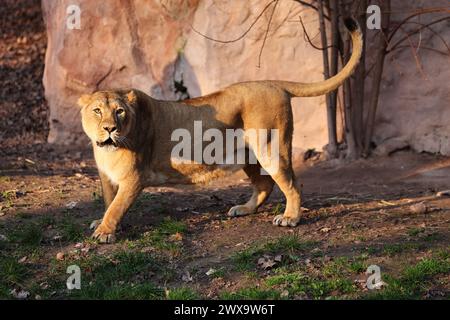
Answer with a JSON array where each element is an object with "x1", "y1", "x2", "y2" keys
[{"x1": 96, "y1": 137, "x2": 117, "y2": 148}]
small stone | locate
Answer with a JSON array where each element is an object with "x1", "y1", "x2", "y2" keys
[
  {"x1": 56, "y1": 252, "x2": 65, "y2": 261},
  {"x1": 409, "y1": 203, "x2": 428, "y2": 214}
]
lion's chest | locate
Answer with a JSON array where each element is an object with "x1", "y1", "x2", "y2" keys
[{"x1": 94, "y1": 149, "x2": 133, "y2": 185}]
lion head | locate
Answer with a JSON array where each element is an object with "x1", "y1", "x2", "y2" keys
[{"x1": 78, "y1": 90, "x2": 137, "y2": 151}]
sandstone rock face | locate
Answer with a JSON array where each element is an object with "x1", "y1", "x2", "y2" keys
[{"x1": 42, "y1": 0, "x2": 450, "y2": 156}]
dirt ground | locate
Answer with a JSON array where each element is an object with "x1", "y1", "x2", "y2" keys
[{"x1": 0, "y1": 145, "x2": 449, "y2": 299}]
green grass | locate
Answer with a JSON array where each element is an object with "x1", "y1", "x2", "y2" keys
[
  {"x1": 272, "y1": 203, "x2": 284, "y2": 215},
  {"x1": 0, "y1": 256, "x2": 28, "y2": 287},
  {"x1": 407, "y1": 227, "x2": 425, "y2": 237},
  {"x1": 167, "y1": 287, "x2": 200, "y2": 300},
  {"x1": 367, "y1": 255, "x2": 450, "y2": 299},
  {"x1": 132, "y1": 218, "x2": 187, "y2": 255},
  {"x1": 56, "y1": 250, "x2": 164, "y2": 299},
  {"x1": 383, "y1": 243, "x2": 420, "y2": 256},
  {"x1": 231, "y1": 235, "x2": 316, "y2": 271},
  {"x1": 58, "y1": 217, "x2": 84, "y2": 242},
  {"x1": 11, "y1": 223, "x2": 43, "y2": 247},
  {"x1": 264, "y1": 257, "x2": 359, "y2": 299}
]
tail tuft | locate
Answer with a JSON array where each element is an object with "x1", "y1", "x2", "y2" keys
[{"x1": 344, "y1": 17, "x2": 359, "y2": 32}]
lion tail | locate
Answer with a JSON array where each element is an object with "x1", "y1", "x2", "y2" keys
[{"x1": 274, "y1": 17, "x2": 363, "y2": 97}]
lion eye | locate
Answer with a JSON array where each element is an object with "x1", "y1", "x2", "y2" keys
[
  {"x1": 93, "y1": 108, "x2": 101, "y2": 115},
  {"x1": 116, "y1": 109, "x2": 125, "y2": 115}
]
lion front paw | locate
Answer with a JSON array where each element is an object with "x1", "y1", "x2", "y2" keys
[
  {"x1": 91, "y1": 224, "x2": 116, "y2": 243},
  {"x1": 273, "y1": 214, "x2": 300, "y2": 227}
]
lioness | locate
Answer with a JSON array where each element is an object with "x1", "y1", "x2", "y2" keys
[{"x1": 78, "y1": 18, "x2": 362, "y2": 243}]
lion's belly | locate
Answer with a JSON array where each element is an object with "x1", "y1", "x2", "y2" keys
[{"x1": 144, "y1": 160, "x2": 244, "y2": 185}]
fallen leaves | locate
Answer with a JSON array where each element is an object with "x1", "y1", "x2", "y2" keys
[
  {"x1": 182, "y1": 271, "x2": 193, "y2": 283},
  {"x1": 205, "y1": 268, "x2": 217, "y2": 276},
  {"x1": 10, "y1": 289, "x2": 30, "y2": 299},
  {"x1": 257, "y1": 254, "x2": 283, "y2": 270},
  {"x1": 169, "y1": 232, "x2": 183, "y2": 242},
  {"x1": 56, "y1": 252, "x2": 65, "y2": 261},
  {"x1": 65, "y1": 201, "x2": 78, "y2": 209},
  {"x1": 320, "y1": 227, "x2": 331, "y2": 233}
]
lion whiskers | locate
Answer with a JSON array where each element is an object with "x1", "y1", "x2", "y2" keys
[{"x1": 116, "y1": 135, "x2": 132, "y2": 149}]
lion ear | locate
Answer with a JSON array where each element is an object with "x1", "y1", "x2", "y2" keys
[
  {"x1": 77, "y1": 94, "x2": 93, "y2": 108},
  {"x1": 126, "y1": 90, "x2": 137, "y2": 104}
]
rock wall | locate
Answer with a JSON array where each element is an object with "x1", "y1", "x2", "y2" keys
[{"x1": 42, "y1": 0, "x2": 450, "y2": 156}]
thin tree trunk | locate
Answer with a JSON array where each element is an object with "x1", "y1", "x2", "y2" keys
[
  {"x1": 324, "y1": 0, "x2": 340, "y2": 158},
  {"x1": 352, "y1": 0, "x2": 367, "y2": 152},
  {"x1": 363, "y1": 0, "x2": 391, "y2": 156},
  {"x1": 317, "y1": 0, "x2": 337, "y2": 159},
  {"x1": 340, "y1": 0, "x2": 358, "y2": 159}
]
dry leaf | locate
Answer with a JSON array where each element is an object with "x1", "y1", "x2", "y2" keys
[
  {"x1": 182, "y1": 271, "x2": 193, "y2": 282},
  {"x1": 257, "y1": 256, "x2": 277, "y2": 270},
  {"x1": 169, "y1": 232, "x2": 183, "y2": 242},
  {"x1": 10, "y1": 289, "x2": 30, "y2": 299},
  {"x1": 206, "y1": 268, "x2": 216, "y2": 276},
  {"x1": 65, "y1": 201, "x2": 77, "y2": 209}
]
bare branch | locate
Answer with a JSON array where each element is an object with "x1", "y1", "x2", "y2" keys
[
  {"x1": 387, "y1": 17, "x2": 450, "y2": 54},
  {"x1": 257, "y1": 0, "x2": 280, "y2": 68},
  {"x1": 298, "y1": 16, "x2": 334, "y2": 50},
  {"x1": 388, "y1": 7, "x2": 450, "y2": 42},
  {"x1": 190, "y1": 0, "x2": 278, "y2": 44}
]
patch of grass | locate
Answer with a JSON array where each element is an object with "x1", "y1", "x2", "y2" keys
[
  {"x1": 349, "y1": 259, "x2": 367, "y2": 273},
  {"x1": 383, "y1": 243, "x2": 419, "y2": 256},
  {"x1": 231, "y1": 236, "x2": 316, "y2": 271},
  {"x1": 220, "y1": 287, "x2": 281, "y2": 300},
  {"x1": 58, "y1": 217, "x2": 84, "y2": 242},
  {"x1": 367, "y1": 255, "x2": 450, "y2": 299},
  {"x1": 232, "y1": 247, "x2": 259, "y2": 271},
  {"x1": 12, "y1": 223, "x2": 43, "y2": 247},
  {"x1": 58, "y1": 250, "x2": 164, "y2": 299},
  {"x1": 158, "y1": 217, "x2": 187, "y2": 234},
  {"x1": 1, "y1": 190, "x2": 16, "y2": 207},
  {"x1": 209, "y1": 268, "x2": 226, "y2": 278},
  {"x1": 39, "y1": 215, "x2": 56, "y2": 227},
  {"x1": 407, "y1": 227, "x2": 425, "y2": 237},
  {"x1": 167, "y1": 287, "x2": 200, "y2": 300},
  {"x1": 272, "y1": 203, "x2": 284, "y2": 215},
  {"x1": 322, "y1": 257, "x2": 350, "y2": 277},
  {"x1": 0, "y1": 256, "x2": 28, "y2": 287},
  {"x1": 420, "y1": 232, "x2": 443, "y2": 242},
  {"x1": 265, "y1": 271, "x2": 356, "y2": 299},
  {"x1": 135, "y1": 218, "x2": 187, "y2": 255},
  {"x1": 264, "y1": 235, "x2": 316, "y2": 253}
]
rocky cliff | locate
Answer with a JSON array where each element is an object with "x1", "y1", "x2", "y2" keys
[{"x1": 42, "y1": 0, "x2": 450, "y2": 156}]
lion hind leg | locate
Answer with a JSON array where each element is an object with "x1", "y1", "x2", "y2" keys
[{"x1": 228, "y1": 164, "x2": 274, "y2": 217}]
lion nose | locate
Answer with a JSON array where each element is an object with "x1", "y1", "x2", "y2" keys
[{"x1": 103, "y1": 126, "x2": 117, "y2": 133}]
